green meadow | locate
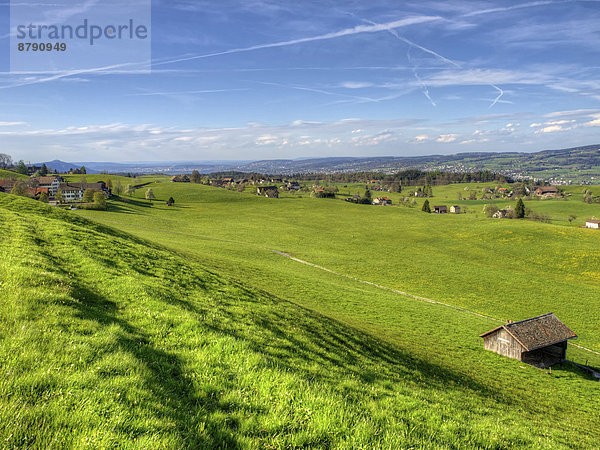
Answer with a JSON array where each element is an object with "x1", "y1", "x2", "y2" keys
[
  {"x1": 0, "y1": 168, "x2": 29, "y2": 180},
  {"x1": 2, "y1": 177, "x2": 600, "y2": 447}
]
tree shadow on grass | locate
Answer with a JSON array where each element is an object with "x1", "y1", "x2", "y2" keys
[
  {"x1": 66, "y1": 282, "x2": 242, "y2": 448},
  {"x1": 109, "y1": 197, "x2": 154, "y2": 212}
]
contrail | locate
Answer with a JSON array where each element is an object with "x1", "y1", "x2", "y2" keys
[
  {"x1": 152, "y1": 15, "x2": 441, "y2": 67},
  {"x1": 358, "y1": 16, "x2": 456, "y2": 106},
  {"x1": 489, "y1": 84, "x2": 504, "y2": 108},
  {"x1": 407, "y1": 47, "x2": 436, "y2": 106}
]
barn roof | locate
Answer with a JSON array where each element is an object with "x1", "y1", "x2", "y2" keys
[
  {"x1": 586, "y1": 219, "x2": 600, "y2": 224},
  {"x1": 480, "y1": 313, "x2": 576, "y2": 351}
]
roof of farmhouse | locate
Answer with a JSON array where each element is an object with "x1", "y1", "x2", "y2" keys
[{"x1": 480, "y1": 313, "x2": 576, "y2": 351}]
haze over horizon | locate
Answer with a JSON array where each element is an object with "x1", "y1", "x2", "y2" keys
[{"x1": 1, "y1": 0, "x2": 599, "y2": 162}]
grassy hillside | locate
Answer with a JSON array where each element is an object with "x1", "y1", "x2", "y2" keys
[
  {"x1": 0, "y1": 168, "x2": 28, "y2": 180},
  {"x1": 79, "y1": 182, "x2": 600, "y2": 354},
  {"x1": 0, "y1": 193, "x2": 563, "y2": 448},
  {"x1": 3, "y1": 187, "x2": 600, "y2": 447}
]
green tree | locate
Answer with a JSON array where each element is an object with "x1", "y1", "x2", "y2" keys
[
  {"x1": 388, "y1": 182, "x2": 402, "y2": 193},
  {"x1": 190, "y1": 170, "x2": 201, "y2": 183},
  {"x1": 125, "y1": 184, "x2": 135, "y2": 196},
  {"x1": 515, "y1": 198, "x2": 525, "y2": 219},
  {"x1": 80, "y1": 166, "x2": 87, "y2": 174},
  {"x1": 145, "y1": 188, "x2": 155, "y2": 202},
  {"x1": 166, "y1": 196, "x2": 175, "y2": 206},
  {"x1": 55, "y1": 189, "x2": 64, "y2": 204},
  {"x1": 568, "y1": 214, "x2": 577, "y2": 224},
  {"x1": 16, "y1": 160, "x2": 27, "y2": 175},
  {"x1": 422, "y1": 199, "x2": 431, "y2": 213},
  {"x1": 106, "y1": 179, "x2": 113, "y2": 191},
  {"x1": 38, "y1": 191, "x2": 49, "y2": 203},
  {"x1": 483, "y1": 204, "x2": 499, "y2": 218},
  {"x1": 83, "y1": 188, "x2": 95, "y2": 203},
  {"x1": 113, "y1": 180, "x2": 122, "y2": 197},
  {"x1": 10, "y1": 180, "x2": 28, "y2": 196},
  {"x1": 93, "y1": 191, "x2": 107, "y2": 210},
  {"x1": 364, "y1": 187, "x2": 372, "y2": 201},
  {"x1": 0, "y1": 153, "x2": 12, "y2": 169},
  {"x1": 39, "y1": 163, "x2": 48, "y2": 176}
]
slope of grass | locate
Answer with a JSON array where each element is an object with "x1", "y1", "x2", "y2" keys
[
  {"x1": 65, "y1": 184, "x2": 600, "y2": 445},
  {"x1": 80, "y1": 183, "x2": 600, "y2": 354},
  {"x1": 0, "y1": 168, "x2": 28, "y2": 180},
  {"x1": 3, "y1": 193, "x2": 586, "y2": 448}
]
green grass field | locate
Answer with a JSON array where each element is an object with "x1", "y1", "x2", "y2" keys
[
  {"x1": 0, "y1": 169, "x2": 29, "y2": 180},
  {"x1": 2, "y1": 179, "x2": 600, "y2": 447}
]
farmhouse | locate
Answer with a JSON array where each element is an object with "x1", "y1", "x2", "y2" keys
[
  {"x1": 30, "y1": 176, "x2": 63, "y2": 195},
  {"x1": 0, "y1": 179, "x2": 17, "y2": 192},
  {"x1": 480, "y1": 313, "x2": 576, "y2": 368},
  {"x1": 586, "y1": 219, "x2": 600, "y2": 229},
  {"x1": 373, "y1": 197, "x2": 392, "y2": 205},
  {"x1": 170, "y1": 175, "x2": 190, "y2": 183},
  {"x1": 534, "y1": 186, "x2": 560, "y2": 197},
  {"x1": 434, "y1": 205, "x2": 447, "y2": 214},
  {"x1": 57, "y1": 182, "x2": 107, "y2": 202},
  {"x1": 256, "y1": 186, "x2": 279, "y2": 198},
  {"x1": 450, "y1": 205, "x2": 461, "y2": 214},
  {"x1": 492, "y1": 209, "x2": 509, "y2": 219},
  {"x1": 27, "y1": 187, "x2": 49, "y2": 199}
]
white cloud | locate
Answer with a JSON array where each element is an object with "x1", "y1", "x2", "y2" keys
[
  {"x1": 544, "y1": 109, "x2": 600, "y2": 118},
  {"x1": 583, "y1": 115, "x2": 600, "y2": 127},
  {"x1": 340, "y1": 81, "x2": 373, "y2": 89},
  {"x1": 538, "y1": 125, "x2": 564, "y2": 133},
  {"x1": 437, "y1": 134, "x2": 458, "y2": 143}
]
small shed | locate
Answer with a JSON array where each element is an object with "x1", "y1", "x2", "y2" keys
[
  {"x1": 450, "y1": 205, "x2": 461, "y2": 214},
  {"x1": 480, "y1": 313, "x2": 576, "y2": 368},
  {"x1": 534, "y1": 186, "x2": 559, "y2": 197},
  {"x1": 585, "y1": 219, "x2": 600, "y2": 229},
  {"x1": 434, "y1": 205, "x2": 447, "y2": 214}
]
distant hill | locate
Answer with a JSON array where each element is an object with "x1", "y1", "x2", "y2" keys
[
  {"x1": 40, "y1": 144, "x2": 600, "y2": 183},
  {"x1": 232, "y1": 144, "x2": 600, "y2": 183},
  {"x1": 42, "y1": 160, "x2": 98, "y2": 174}
]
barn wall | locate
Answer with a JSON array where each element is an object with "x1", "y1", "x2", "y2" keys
[
  {"x1": 522, "y1": 342, "x2": 567, "y2": 368},
  {"x1": 483, "y1": 329, "x2": 523, "y2": 360}
]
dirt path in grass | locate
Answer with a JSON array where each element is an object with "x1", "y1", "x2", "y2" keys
[{"x1": 270, "y1": 250, "x2": 502, "y2": 322}]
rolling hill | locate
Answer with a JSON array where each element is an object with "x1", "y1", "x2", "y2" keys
[
  {"x1": 0, "y1": 168, "x2": 29, "y2": 180},
  {"x1": 1, "y1": 191, "x2": 599, "y2": 447},
  {"x1": 38, "y1": 144, "x2": 600, "y2": 183}
]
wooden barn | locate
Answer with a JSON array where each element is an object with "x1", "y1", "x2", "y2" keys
[{"x1": 480, "y1": 313, "x2": 577, "y2": 368}]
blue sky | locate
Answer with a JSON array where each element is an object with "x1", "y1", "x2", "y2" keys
[{"x1": 1, "y1": 0, "x2": 600, "y2": 162}]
